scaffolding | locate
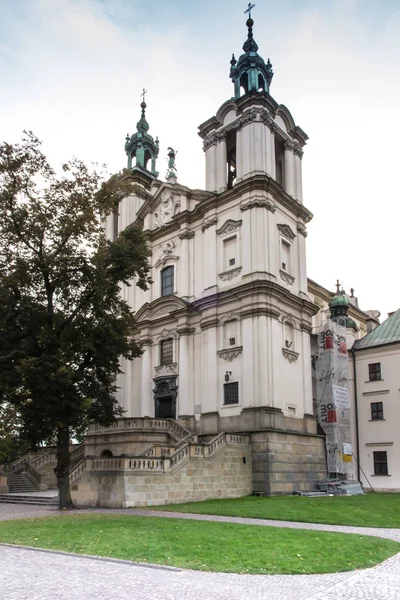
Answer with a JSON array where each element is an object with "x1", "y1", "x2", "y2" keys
[{"x1": 315, "y1": 318, "x2": 353, "y2": 477}]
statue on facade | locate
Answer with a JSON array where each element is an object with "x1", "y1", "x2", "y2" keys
[{"x1": 166, "y1": 147, "x2": 178, "y2": 183}]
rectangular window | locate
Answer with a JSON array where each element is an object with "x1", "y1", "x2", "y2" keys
[
  {"x1": 229, "y1": 337, "x2": 236, "y2": 346},
  {"x1": 371, "y1": 402, "x2": 384, "y2": 420},
  {"x1": 373, "y1": 451, "x2": 388, "y2": 475},
  {"x1": 161, "y1": 266, "x2": 174, "y2": 297},
  {"x1": 160, "y1": 339, "x2": 173, "y2": 365},
  {"x1": 223, "y1": 236, "x2": 237, "y2": 271},
  {"x1": 281, "y1": 240, "x2": 291, "y2": 272},
  {"x1": 223, "y1": 382, "x2": 239, "y2": 405},
  {"x1": 368, "y1": 363, "x2": 381, "y2": 381}
]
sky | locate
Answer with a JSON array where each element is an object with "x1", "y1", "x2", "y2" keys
[{"x1": 1, "y1": 0, "x2": 399, "y2": 320}]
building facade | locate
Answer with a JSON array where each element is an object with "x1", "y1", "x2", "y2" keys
[{"x1": 102, "y1": 14, "x2": 327, "y2": 495}]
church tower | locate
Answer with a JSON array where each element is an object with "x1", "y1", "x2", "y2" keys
[{"x1": 125, "y1": 93, "x2": 159, "y2": 179}]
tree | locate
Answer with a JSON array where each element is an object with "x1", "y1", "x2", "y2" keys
[{"x1": 0, "y1": 132, "x2": 151, "y2": 508}]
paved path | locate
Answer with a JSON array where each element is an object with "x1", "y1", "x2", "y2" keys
[{"x1": 0, "y1": 503, "x2": 399, "y2": 599}]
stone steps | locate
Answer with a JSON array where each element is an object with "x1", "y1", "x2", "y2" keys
[
  {"x1": 0, "y1": 494, "x2": 59, "y2": 506},
  {"x1": 7, "y1": 473, "x2": 37, "y2": 493}
]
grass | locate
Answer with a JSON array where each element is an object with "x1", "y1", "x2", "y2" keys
[
  {"x1": 150, "y1": 494, "x2": 400, "y2": 528},
  {"x1": 0, "y1": 514, "x2": 398, "y2": 574}
]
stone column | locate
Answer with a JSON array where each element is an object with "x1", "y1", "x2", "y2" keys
[
  {"x1": 178, "y1": 333, "x2": 191, "y2": 417},
  {"x1": 293, "y1": 148, "x2": 303, "y2": 203},
  {"x1": 297, "y1": 224, "x2": 308, "y2": 293},
  {"x1": 202, "y1": 218, "x2": 217, "y2": 291},
  {"x1": 204, "y1": 136, "x2": 217, "y2": 192},
  {"x1": 257, "y1": 315, "x2": 269, "y2": 406},
  {"x1": 284, "y1": 141, "x2": 295, "y2": 197},
  {"x1": 216, "y1": 133, "x2": 228, "y2": 192},
  {"x1": 178, "y1": 231, "x2": 193, "y2": 298},
  {"x1": 140, "y1": 341, "x2": 153, "y2": 417}
]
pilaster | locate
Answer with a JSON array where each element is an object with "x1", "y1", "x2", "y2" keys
[
  {"x1": 284, "y1": 141, "x2": 295, "y2": 197},
  {"x1": 178, "y1": 333, "x2": 191, "y2": 416},
  {"x1": 140, "y1": 342, "x2": 153, "y2": 417}
]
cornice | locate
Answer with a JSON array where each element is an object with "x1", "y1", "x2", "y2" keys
[
  {"x1": 217, "y1": 346, "x2": 243, "y2": 361},
  {"x1": 282, "y1": 347, "x2": 300, "y2": 363},
  {"x1": 138, "y1": 174, "x2": 312, "y2": 243}
]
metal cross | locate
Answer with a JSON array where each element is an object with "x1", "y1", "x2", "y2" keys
[
  {"x1": 244, "y1": 3, "x2": 255, "y2": 17},
  {"x1": 336, "y1": 279, "x2": 341, "y2": 294},
  {"x1": 140, "y1": 88, "x2": 147, "y2": 102}
]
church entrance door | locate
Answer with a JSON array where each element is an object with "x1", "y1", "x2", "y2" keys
[
  {"x1": 153, "y1": 376, "x2": 178, "y2": 420},
  {"x1": 155, "y1": 396, "x2": 175, "y2": 419}
]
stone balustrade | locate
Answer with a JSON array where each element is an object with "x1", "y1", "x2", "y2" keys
[
  {"x1": 30, "y1": 451, "x2": 57, "y2": 470},
  {"x1": 87, "y1": 418, "x2": 191, "y2": 440}
]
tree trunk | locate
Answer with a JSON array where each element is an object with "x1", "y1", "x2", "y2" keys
[{"x1": 54, "y1": 427, "x2": 74, "y2": 509}]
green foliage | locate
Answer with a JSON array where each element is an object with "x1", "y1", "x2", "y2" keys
[
  {"x1": 0, "y1": 404, "x2": 28, "y2": 463},
  {"x1": 0, "y1": 132, "x2": 151, "y2": 501},
  {"x1": 0, "y1": 514, "x2": 398, "y2": 574},
  {"x1": 153, "y1": 494, "x2": 400, "y2": 528}
]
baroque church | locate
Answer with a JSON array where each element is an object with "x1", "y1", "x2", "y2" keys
[
  {"x1": 6, "y1": 14, "x2": 394, "y2": 506},
  {"x1": 96, "y1": 12, "x2": 328, "y2": 499}
]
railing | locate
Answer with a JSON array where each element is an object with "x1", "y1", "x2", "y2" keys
[
  {"x1": 69, "y1": 458, "x2": 86, "y2": 485},
  {"x1": 70, "y1": 444, "x2": 85, "y2": 463},
  {"x1": 68, "y1": 431, "x2": 250, "y2": 480},
  {"x1": 10, "y1": 453, "x2": 34, "y2": 473},
  {"x1": 87, "y1": 418, "x2": 191, "y2": 440},
  {"x1": 24, "y1": 462, "x2": 42, "y2": 488},
  {"x1": 31, "y1": 451, "x2": 57, "y2": 470}
]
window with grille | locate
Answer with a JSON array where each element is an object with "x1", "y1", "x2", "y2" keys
[
  {"x1": 160, "y1": 339, "x2": 173, "y2": 365},
  {"x1": 161, "y1": 266, "x2": 174, "y2": 297},
  {"x1": 368, "y1": 363, "x2": 381, "y2": 381},
  {"x1": 223, "y1": 382, "x2": 239, "y2": 405},
  {"x1": 373, "y1": 451, "x2": 388, "y2": 475},
  {"x1": 371, "y1": 402, "x2": 384, "y2": 420}
]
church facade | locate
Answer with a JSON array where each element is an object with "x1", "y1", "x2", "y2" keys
[{"x1": 99, "y1": 14, "x2": 328, "y2": 497}]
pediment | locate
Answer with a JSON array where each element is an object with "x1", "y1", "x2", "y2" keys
[
  {"x1": 216, "y1": 219, "x2": 242, "y2": 236},
  {"x1": 135, "y1": 296, "x2": 190, "y2": 323},
  {"x1": 277, "y1": 223, "x2": 296, "y2": 241}
]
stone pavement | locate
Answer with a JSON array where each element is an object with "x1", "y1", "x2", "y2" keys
[{"x1": 0, "y1": 503, "x2": 399, "y2": 599}]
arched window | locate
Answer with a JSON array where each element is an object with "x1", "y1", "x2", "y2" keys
[
  {"x1": 160, "y1": 265, "x2": 174, "y2": 296},
  {"x1": 100, "y1": 449, "x2": 113, "y2": 457}
]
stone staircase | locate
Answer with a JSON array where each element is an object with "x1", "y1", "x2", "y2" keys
[
  {"x1": 6, "y1": 472, "x2": 37, "y2": 493},
  {"x1": 0, "y1": 493, "x2": 59, "y2": 506}
]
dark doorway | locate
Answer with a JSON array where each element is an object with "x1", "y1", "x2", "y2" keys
[{"x1": 153, "y1": 377, "x2": 178, "y2": 419}]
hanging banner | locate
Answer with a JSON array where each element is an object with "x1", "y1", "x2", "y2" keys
[{"x1": 316, "y1": 319, "x2": 353, "y2": 476}]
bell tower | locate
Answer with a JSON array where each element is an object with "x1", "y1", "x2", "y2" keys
[
  {"x1": 125, "y1": 90, "x2": 159, "y2": 179},
  {"x1": 198, "y1": 12, "x2": 307, "y2": 202}
]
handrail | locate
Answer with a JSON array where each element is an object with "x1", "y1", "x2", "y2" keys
[{"x1": 87, "y1": 418, "x2": 192, "y2": 440}]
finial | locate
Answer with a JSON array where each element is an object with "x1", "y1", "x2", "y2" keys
[
  {"x1": 350, "y1": 288, "x2": 354, "y2": 298},
  {"x1": 125, "y1": 132, "x2": 130, "y2": 143},
  {"x1": 140, "y1": 88, "x2": 147, "y2": 103},
  {"x1": 244, "y1": 2, "x2": 255, "y2": 19},
  {"x1": 336, "y1": 279, "x2": 340, "y2": 294},
  {"x1": 230, "y1": 53, "x2": 237, "y2": 66}
]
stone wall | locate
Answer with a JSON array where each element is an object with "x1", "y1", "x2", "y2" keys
[
  {"x1": 72, "y1": 445, "x2": 252, "y2": 508},
  {"x1": 251, "y1": 430, "x2": 327, "y2": 495}
]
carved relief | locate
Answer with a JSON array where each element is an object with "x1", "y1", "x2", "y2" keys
[
  {"x1": 218, "y1": 267, "x2": 242, "y2": 281},
  {"x1": 297, "y1": 223, "x2": 308, "y2": 237},
  {"x1": 216, "y1": 219, "x2": 242, "y2": 237},
  {"x1": 154, "y1": 239, "x2": 179, "y2": 268},
  {"x1": 277, "y1": 223, "x2": 296, "y2": 241},
  {"x1": 293, "y1": 144, "x2": 304, "y2": 159},
  {"x1": 217, "y1": 347, "x2": 243, "y2": 361},
  {"x1": 154, "y1": 363, "x2": 178, "y2": 377},
  {"x1": 260, "y1": 112, "x2": 274, "y2": 130},
  {"x1": 279, "y1": 270, "x2": 295, "y2": 285},
  {"x1": 219, "y1": 312, "x2": 241, "y2": 325},
  {"x1": 201, "y1": 216, "x2": 218, "y2": 232},
  {"x1": 157, "y1": 328, "x2": 179, "y2": 341},
  {"x1": 236, "y1": 110, "x2": 257, "y2": 131},
  {"x1": 282, "y1": 348, "x2": 300, "y2": 363},
  {"x1": 178, "y1": 230, "x2": 195, "y2": 240},
  {"x1": 240, "y1": 198, "x2": 276, "y2": 213},
  {"x1": 203, "y1": 135, "x2": 218, "y2": 151},
  {"x1": 313, "y1": 297, "x2": 324, "y2": 309},
  {"x1": 283, "y1": 140, "x2": 295, "y2": 152},
  {"x1": 154, "y1": 191, "x2": 180, "y2": 228}
]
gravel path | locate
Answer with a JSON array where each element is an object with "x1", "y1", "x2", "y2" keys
[{"x1": 1, "y1": 503, "x2": 399, "y2": 600}]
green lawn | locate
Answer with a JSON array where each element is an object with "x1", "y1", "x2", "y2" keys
[
  {"x1": 151, "y1": 494, "x2": 400, "y2": 528},
  {"x1": 0, "y1": 514, "x2": 398, "y2": 574}
]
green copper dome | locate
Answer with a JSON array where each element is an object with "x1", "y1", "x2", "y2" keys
[
  {"x1": 125, "y1": 95, "x2": 159, "y2": 177},
  {"x1": 230, "y1": 15, "x2": 274, "y2": 99},
  {"x1": 329, "y1": 293, "x2": 350, "y2": 309}
]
